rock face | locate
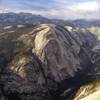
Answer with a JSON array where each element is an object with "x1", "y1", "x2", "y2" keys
[
  {"x1": 74, "y1": 39, "x2": 100, "y2": 100},
  {"x1": 74, "y1": 78, "x2": 100, "y2": 100},
  {"x1": 33, "y1": 24, "x2": 81, "y2": 81},
  {"x1": 0, "y1": 24, "x2": 100, "y2": 100},
  {"x1": 3, "y1": 53, "x2": 50, "y2": 98}
]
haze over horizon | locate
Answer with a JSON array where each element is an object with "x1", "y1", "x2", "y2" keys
[{"x1": 0, "y1": 0, "x2": 100, "y2": 20}]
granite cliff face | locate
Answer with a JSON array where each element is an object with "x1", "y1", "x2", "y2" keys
[{"x1": 0, "y1": 23, "x2": 100, "y2": 100}]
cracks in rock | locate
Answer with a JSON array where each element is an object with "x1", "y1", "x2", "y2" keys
[
  {"x1": 0, "y1": 24, "x2": 99, "y2": 100},
  {"x1": 32, "y1": 53, "x2": 53, "y2": 100}
]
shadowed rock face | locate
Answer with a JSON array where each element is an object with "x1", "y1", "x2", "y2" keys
[
  {"x1": 0, "y1": 24, "x2": 100, "y2": 100},
  {"x1": 1, "y1": 53, "x2": 51, "y2": 100},
  {"x1": 33, "y1": 24, "x2": 81, "y2": 81}
]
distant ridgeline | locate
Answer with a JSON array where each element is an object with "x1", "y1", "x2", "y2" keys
[{"x1": 0, "y1": 13, "x2": 100, "y2": 27}]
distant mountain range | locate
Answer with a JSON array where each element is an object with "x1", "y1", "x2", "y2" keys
[
  {"x1": 71, "y1": 19, "x2": 100, "y2": 27},
  {"x1": 0, "y1": 12, "x2": 100, "y2": 27}
]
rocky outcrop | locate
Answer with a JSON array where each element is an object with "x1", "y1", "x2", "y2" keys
[
  {"x1": 0, "y1": 24, "x2": 100, "y2": 100},
  {"x1": 74, "y1": 77, "x2": 100, "y2": 100},
  {"x1": 1, "y1": 53, "x2": 51, "y2": 100},
  {"x1": 32, "y1": 24, "x2": 81, "y2": 80}
]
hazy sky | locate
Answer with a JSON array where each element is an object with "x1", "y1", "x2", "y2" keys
[{"x1": 0, "y1": 0, "x2": 100, "y2": 20}]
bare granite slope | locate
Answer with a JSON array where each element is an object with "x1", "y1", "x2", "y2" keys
[{"x1": 0, "y1": 24, "x2": 100, "y2": 100}]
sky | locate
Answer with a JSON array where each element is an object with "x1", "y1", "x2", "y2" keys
[{"x1": 0, "y1": 0, "x2": 100, "y2": 20}]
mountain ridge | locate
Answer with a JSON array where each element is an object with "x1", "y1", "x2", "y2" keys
[
  {"x1": 0, "y1": 22, "x2": 100, "y2": 100},
  {"x1": 0, "y1": 13, "x2": 100, "y2": 28}
]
